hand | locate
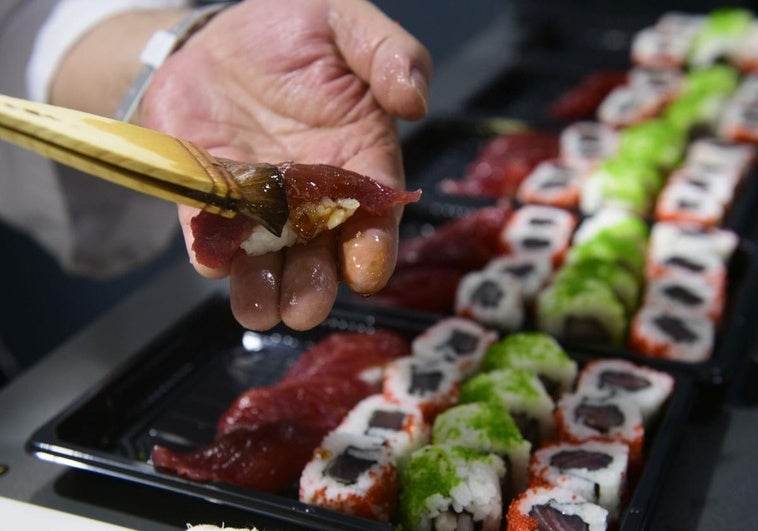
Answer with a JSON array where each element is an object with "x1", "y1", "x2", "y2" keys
[{"x1": 140, "y1": 0, "x2": 432, "y2": 331}]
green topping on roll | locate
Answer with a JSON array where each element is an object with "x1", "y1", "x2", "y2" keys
[
  {"x1": 433, "y1": 402, "x2": 526, "y2": 450},
  {"x1": 459, "y1": 368, "x2": 544, "y2": 403},
  {"x1": 481, "y1": 332, "x2": 572, "y2": 371}
]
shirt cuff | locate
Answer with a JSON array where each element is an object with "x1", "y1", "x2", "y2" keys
[{"x1": 26, "y1": 0, "x2": 191, "y2": 103}]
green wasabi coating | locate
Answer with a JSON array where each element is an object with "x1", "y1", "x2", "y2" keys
[
  {"x1": 576, "y1": 211, "x2": 649, "y2": 248},
  {"x1": 617, "y1": 119, "x2": 686, "y2": 170},
  {"x1": 432, "y1": 402, "x2": 526, "y2": 452},
  {"x1": 537, "y1": 278, "x2": 628, "y2": 346},
  {"x1": 601, "y1": 155, "x2": 664, "y2": 196},
  {"x1": 399, "y1": 445, "x2": 504, "y2": 530},
  {"x1": 553, "y1": 258, "x2": 640, "y2": 314},
  {"x1": 459, "y1": 367, "x2": 544, "y2": 404},
  {"x1": 567, "y1": 231, "x2": 646, "y2": 278},
  {"x1": 481, "y1": 332, "x2": 573, "y2": 372},
  {"x1": 683, "y1": 65, "x2": 739, "y2": 97}
]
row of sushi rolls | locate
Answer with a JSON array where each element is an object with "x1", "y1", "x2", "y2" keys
[
  {"x1": 155, "y1": 8, "x2": 758, "y2": 531},
  {"x1": 385, "y1": 7, "x2": 758, "y2": 365},
  {"x1": 300, "y1": 7, "x2": 756, "y2": 530}
]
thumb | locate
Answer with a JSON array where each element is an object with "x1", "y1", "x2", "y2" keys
[{"x1": 330, "y1": 0, "x2": 433, "y2": 121}]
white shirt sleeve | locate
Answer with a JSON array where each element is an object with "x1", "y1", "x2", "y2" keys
[{"x1": 27, "y1": 0, "x2": 190, "y2": 103}]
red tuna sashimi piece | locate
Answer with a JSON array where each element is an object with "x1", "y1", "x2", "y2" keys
[
  {"x1": 216, "y1": 376, "x2": 375, "y2": 437},
  {"x1": 372, "y1": 266, "x2": 464, "y2": 314},
  {"x1": 396, "y1": 205, "x2": 511, "y2": 271},
  {"x1": 441, "y1": 132, "x2": 560, "y2": 198},
  {"x1": 192, "y1": 162, "x2": 422, "y2": 268},
  {"x1": 152, "y1": 421, "x2": 323, "y2": 492},
  {"x1": 281, "y1": 329, "x2": 411, "y2": 385},
  {"x1": 549, "y1": 69, "x2": 629, "y2": 121}
]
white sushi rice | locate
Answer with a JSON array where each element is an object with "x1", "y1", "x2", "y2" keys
[
  {"x1": 239, "y1": 198, "x2": 359, "y2": 256},
  {"x1": 512, "y1": 485, "x2": 609, "y2": 531},
  {"x1": 648, "y1": 221, "x2": 738, "y2": 263},
  {"x1": 559, "y1": 121, "x2": 619, "y2": 171},
  {"x1": 643, "y1": 272, "x2": 723, "y2": 322},
  {"x1": 411, "y1": 317, "x2": 498, "y2": 377},
  {"x1": 299, "y1": 431, "x2": 396, "y2": 522},
  {"x1": 484, "y1": 254, "x2": 553, "y2": 302},
  {"x1": 631, "y1": 26, "x2": 693, "y2": 68},
  {"x1": 530, "y1": 441, "x2": 629, "y2": 521},
  {"x1": 655, "y1": 178, "x2": 725, "y2": 227},
  {"x1": 630, "y1": 305, "x2": 715, "y2": 363},
  {"x1": 454, "y1": 269, "x2": 525, "y2": 333},
  {"x1": 576, "y1": 359, "x2": 674, "y2": 426},
  {"x1": 382, "y1": 357, "x2": 462, "y2": 421},
  {"x1": 335, "y1": 394, "x2": 430, "y2": 466},
  {"x1": 557, "y1": 390, "x2": 643, "y2": 446}
]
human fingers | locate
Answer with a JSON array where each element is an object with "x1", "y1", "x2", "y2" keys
[
  {"x1": 330, "y1": 0, "x2": 433, "y2": 121},
  {"x1": 229, "y1": 251, "x2": 284, "y2": 330},
  {"x1": 279, "y1": 232, "x2": 339, "y2": 330}
]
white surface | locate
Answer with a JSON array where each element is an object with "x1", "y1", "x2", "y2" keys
[{"x1": 0, "y1": 493, "x2": 134, "y2": 529}]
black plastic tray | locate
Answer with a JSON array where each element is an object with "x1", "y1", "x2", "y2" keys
[{"x1": 28, "y1": 292, "x2": 695, "y2": 530}]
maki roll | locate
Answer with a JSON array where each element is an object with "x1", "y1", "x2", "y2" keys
[
  {"x1": 537, "y1": 276, "x2": 629, "y2": 347},
  {"x1": 719, "y1": 94, "x2": 758, "y2": 143},
  {"x1": 484, "y1": 254, "x2": 553, "y2": 304},
  {"x1": 567, "y1": 230, "x2": 647, "y2": 279},
  {"x1": 382, "y1": 357, "x2": 462, "y2": 423},
  {"x1": 480, "y1": 332, "x2": 578, "y2": 400},
  {"x1": 529, "y1": 441, "x2": 629, "y2": 522},
  {"x1": 500, "y1": 205, "x2": 577, "y2": 268},
  {"x1": 432, "y1": 401, "x2": 532, "y2": 494},
  {"x1": 576, "y1": 359, "x2": 674, "y2": 426},
  {"x1": 458, "y1": 368, "x2": 556, "y2": 448},
  {"x1": 648, "y1": 221, "x2": 738, "y2": 263},
  {"x1": 654, "y1": 178, "x2": 725, "y2": 228},
  {"x1": 616, "y1": 119, "x2": 687, "y2": 171},
  {"x1": 555, "y1": 391, "x2": 644, "y2": 472},
  {"x1": 685, "y1": 136, "x2": 755, "y2": 177},
  {"x1": 631, "y1": 26, "x2": 695, "y2": 69},
  {"x1": 645, "y1": 243, "x2": 728, "y2": 292},
  {"x1": 597, "y1": 84, "x2": 661, "y2": 127},
  {"x1": 336, "y1": 394, "x2": 430, "y2": 466},
  {"x1": 454, "y1": 269, "x2": 525, "y2": 333},
  {"x1": 559, "y1": 121, "x2": 619, "y2": 170},
  {"x1": 411, "y1": 317, "x2": 498, "y2": 377},
  {"x1": 629, "y1": 306, "x2": 715, "y2": 363},
  {"x1": 516, "y1": 159, "x2": 582, "y2": 209},
  {"x1": 580, "y1": 156, "x2": 662, "y2": 216},
  {"x1": 552, "y1": 259, "x2": 640, "y2": 316},
  {"x1": 688, "y1": 8, "x2": 753, "y2": 68},
  {"x1": 399, "y1": 445, "x2": 505, "y2": 531},
  {"x1": 666, "y1": 164, "x2": 741, "y2": 208},
  {"x1": 643, "y1": 273, "x2": 724, "y2": 323},
  {"x1": 506, "y1": 485, "x2": 608, "y2": 531},
  {"x1": 299, "y1": 431, "x2": 397, "y2": 522},
  {"x1": 628, "y1": 66, "x2": 684, "y2": 106}
]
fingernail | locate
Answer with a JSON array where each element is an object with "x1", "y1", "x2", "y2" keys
[{"x1": 410, "y1": 67, "x2": 429, "y2": 113}]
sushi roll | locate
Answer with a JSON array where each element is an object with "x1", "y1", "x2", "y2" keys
[
  {"x1": 555, "y1": 391, "x2": 645, "y2": 472},
  {"x1": 616, "y1": 119, "x2": 687, "y2": 171},
  {"x1": 580, "y1": 156, "x2": 661, "y2": 216},
  {"x1": 648, "y1": 222, "x2": 738, "y2": 263},
  {"x1": 506, "y1": 485, "x2": 608, "y2": 531},
  {"x1": 737, "y1": 22, "x2": 758, "y2": 73},
  {"x1": 667, "y1": 164, "x2": 740, "y2": 208},
  {"x1": 629, "y1": 306, "x2": 715, "y2": 363},
  {"x1": 631, "y1": 26, "x2": 693, "y2": 69},
  {"x1": 688, "y1": 8, "x2": 752, "y2": 68},
  {"x1": 336, "y1": 394, "x2": 430, "y2": 466},
  {"x1": 552, "y1": 259, "x2": 640, "y2": 316},
  {"x1": 576, "y1": 359, "x2": 675, "y2": 426},
  {"x1": 596, "y1": 84, "x2": 661, "y2": 127},
  {"x1": 655, "y1": 178, "x2": 725, "y2": 228},
  {"x1": 567, "y1": 230, "x2": 647, "y2": 278},
  {"x1": 454, "y1": 269, "x2": 525, "y2": 333},
  {"x1": 382, "y1": 357, "x2": 462, "y2": 423},
  {"x1": 643, "y1": 273, "x2": 724, "y2": 323},
  {"x1": 685, "y1": 137, "x2": 755, "y2": 177},
  {"x1": 646, "y1": 239, "x2": 729, "y2": 288},
  {"x1": 484, "y1": 254, "x2": 553, "y2": 303},
  {"x1": 559, "y1": 121, "x2": 619, "y2": 170},
  {"x1": 458, "y1": 368, "x2": 556, "y2": 448},
  {"x1": 516, "y1": 159, "x2": 582, "y2": 209},
  {"x1": 529, "y1": 441, "x2": 629, "y2": 522},
  {"x1": 399, "y1": 445, "x2": 505, "y2": 531},
  {"x1": 411, "y1": 317, "x2": 498, "y2": 377},
  {"x1": 432, "y1": 401, "x2": 532, "y2": 495},
  {"x1": 500, "y1": 205, "x2": 577, "y2": 268},
  {"x1": 655, "y1": 12, "x2": 705, "y2": 41},
  {"x1": 718, "y1": 97, "x2": 758, "y2": 143},
  {"x1": 572, "y1": 208, "x2": 649, "y2": 253},
  {"x1": 628, "y1": 66, "x2": 684, "y2": 106},
  {"x1": 537, "y1": 277, "x2": 629, "y2": 347},
  {"x1": 299, "y1": 431, "x2": 397, "y2": 522},
  {"x1": 480, "y1": 332, "x2": 578, "y2": 400}
]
